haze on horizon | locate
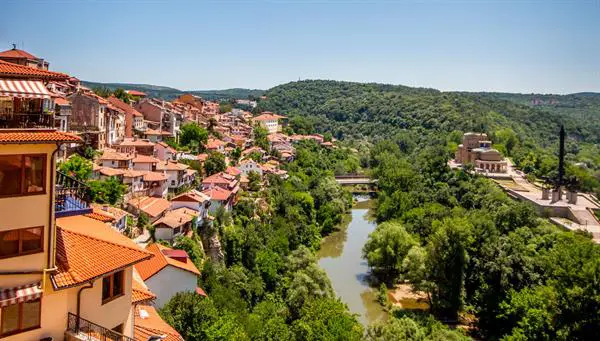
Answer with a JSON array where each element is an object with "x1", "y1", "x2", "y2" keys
[{"x1": 2, "y1": 0, "x2": 599, "y2": 94}]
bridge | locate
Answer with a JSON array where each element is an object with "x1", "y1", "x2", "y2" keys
[{"x1": 335, "y1": 174, "x2": 377, "y2": 185}]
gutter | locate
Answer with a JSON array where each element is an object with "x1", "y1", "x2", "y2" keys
[{"x1": 41, "y1": 145, "x2": 61, "y2": 291}]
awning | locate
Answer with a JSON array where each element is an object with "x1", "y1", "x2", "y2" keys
[
  {"x1": 0, "y1": 79, "x2": 51, "y2": 99},
  {"x1": 0, "y1": 282, "x2": 43, "y2": 307}
]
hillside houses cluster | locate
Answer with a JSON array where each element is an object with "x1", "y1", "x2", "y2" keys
[{"x1": 0, "y1": 46, "x2": 337, "y2": 341}]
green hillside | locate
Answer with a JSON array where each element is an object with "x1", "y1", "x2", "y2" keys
[
  {"x1": 258, "y1": 80, "x2": 600, "y2": 194},
  {"x1": 81, "y1": 81, "x2": 264, "y2": 101}
]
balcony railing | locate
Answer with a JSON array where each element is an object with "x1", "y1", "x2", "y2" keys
[
  {"x1": 66, "y1": 313, "x2": 134, "y2": 341},
  {"x1": 56, "y1": 171, "x2": 93, "y2": 218},
  {"x1": 0, "y1": 112, "x2": 55, "y2": 129}
]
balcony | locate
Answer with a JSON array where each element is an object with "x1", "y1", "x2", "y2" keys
[
  {"x1": 0, "y1": 112, "x2": 55, "y2": 129},
  {"x1": 55, "y1": 171, "x2": 93, "y2": 218},
  {"x1": 66, "y1": 313, "x2": 134, "y2": 341}
]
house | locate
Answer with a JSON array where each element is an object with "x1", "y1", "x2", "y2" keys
[
  {"x1": 135, "y1": 98, "x2": 182, "y2": 138},
  {"x1": 114, "y1": 138, "x2": 156, "y2": 156},
  {"x1": 134, "y1": 304, "x2": 184, "y2": 341},
  {"x1": 252, "y1": 112, "x2": 286, "y2": 134},
  {"x1": 142, "y1": 171, "x2": 169, "y2": 198},
  {"x1": 156, "y1": 141, "x2": 176, "y2": 161},
  {"x1": 155, "y1": 160, "x2": 190, "y2": 190},
  {"x1": 0, "y1": 129, "x2": 177, "y2": 341},
  {"x1": 122, "y1": 169, "x2": 146, "y2": 197},
  {"x1": 99, "y1": 150, "x2": 134, "y2": 169},
  {"x1": 171, "y1": 190, "x2": 210, "y2": 219},
  {"x1": 53, "y1": 97, "x2": 71, "y2": 132},
  {"x1": 201, "y1": 172, "x2": 239, "y2": 191},
  {"x1": 202, "y1": 186, "x2": 235, "y2": 213},
  {"x1": 152, "y1": 207, "x2": 199, "y2": 241},
  {"x1": 206, "y1": 138, "x2": 226, "y2": 153},
  {"x1": 69, "y1": 90, "x2": 120, "y2": 149},
  {"x1": 238, "y1": 159, "x2": 263, "y2": 177},
  {"x1": 108, "y1": 95, "x2": 144, "y2": 138},
  {"x1": 127, "y1": 196, "x2": 171, "y2": 223},
  {"x1": 0, "y1": 45, "x2": 49, "y2": 70},
  {"x1": 135, "y1": 243, "x2": 201, "y2": 308},
  {"x1": 132, "y1": 154, "x2": 160, "y2": 171},
  {"x1": 88, "y1": 203, "x2": 130, "y2": 232}
]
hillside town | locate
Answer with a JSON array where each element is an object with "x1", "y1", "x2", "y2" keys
[{"x1": 0, "y1": 47, "x2": 335, "y2": 340}]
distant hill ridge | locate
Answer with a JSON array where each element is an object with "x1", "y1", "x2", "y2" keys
[{"x1": 81, "y1": 81, "x2": 264, "y2": 101}]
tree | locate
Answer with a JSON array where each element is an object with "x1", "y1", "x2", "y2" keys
[
  {"x1": 87, "y1": 177, "x2": 127, "y2": 205},
  {"x1": 366, "y1": 315, "x2": 469, "y2": 341},
  {"x1": 292, "y1": 297, "x2": 363, "y2": 341},
  {"x1": 362, "y1": 221, "x2": 418, "y2": 282},
  {"x1": 112, "y1": 88, "x2": 131, "y2": 104},
  {"x1": 247, "y1": 171, "x2": 261, "y2": 191},
  {"x1": 247, "y1": 300, "x2": 293, "y2": 340},
  {"x1": 59, "y1": 155, "x2": 92, "y2": 181},
  {"x1": 253, "y1": 124, "x2": 269, "y2": 151},
  {"x1": 172, "y1": 235, "x2": 204, "y2": 271},
  {"x1": 180, "y1": 123, "x2": 209, "y2": 152},
  {"x1": 204, "y1": 152, "x2": 226, "y2": 176},
  {"x1": 137, "y1": 212, "x2": 149, "y2": 228},
  {"x1": 219, "y1": 102, "x2": 233, "y2": 113}
]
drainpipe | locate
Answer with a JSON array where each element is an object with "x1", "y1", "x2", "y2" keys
[
  {"x1": 42, "y1": 145, "x2": 60, "y2": 291},
  {"x1": 76, "y1": 282, "x2": 94, "y2": 331}
]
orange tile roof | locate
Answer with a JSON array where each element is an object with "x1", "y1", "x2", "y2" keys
[
  {"x1": 153, "y1": 207, "x2": 199, "y2": 229},
  {"x1": 0, "y1": 60, "x2": 69, "y2": 81},
  {"x1": 133, "y1": 154, "x2": 160, "y2": 163},
  {"x1": 90, "y1": 203, "x2": 129, "y2": 221},
  {"x1": 100, "y1": 150, "x2": 135, "y2": 161},
  {"x1": 142, "y1": 171, "x2": 169, "y2": 182},
  {"x1": 206, "y1": 138, "x2": 226, "y2": 149},
  {"x1": 135, "y1": 243, "x2": 200, "y2": 281},
  {"x1": 132, "y1": 269, "x2": 156, "y2": 304},
  {"x1": 0, "y1": 48, "x2": 38, "y2": 59},
  {"x1": 54, "y1": 97, "x2": 70, "y2": 106},
  {"x1": 84, "y1": 212, "x2": 114, "y2": 223},
  {"x1": 127, "y1": 196, "x2": 170, "y2": 218},
  {"x1": 202, "y1": 186, "x2": 233, "y2": 202},
  {"x1": 122, "y1": 169, "x2": 146, "y2": 178},
  {"x1": 0, "y1": 129, "x2": 82, "y2": 144},
  {"x1": 156, "y1": 160, "x2": 189, "y2": 171},
  {"x1": 52, "y1": 215, "x2": 152, "y2": 290},
  {"x1": 134, "y1": 304, "x2": 183, "y2": 341},
  {"x1": 118, "y1": 138, "x2": 156, "y2": 147},
  {"x1": 108, "y1": 96, "x2": 144, "y2": 117},
  {"x1": 126, "y1": 89, "x2": 147, "y2": 97},
  {"x1": 253, "y1": 113, "x2": 286, "y2": 121},
  {"x1": 98, "y1": 167, "x2": 125, "y2": 177},
  {"x1": 172, "y1": 190, "x2": 209, "y2": 203}
]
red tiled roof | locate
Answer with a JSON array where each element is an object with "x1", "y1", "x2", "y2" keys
[
  {"x1": 0, "y1": 129, "x2": 81, "y2": 144},
  {"x1": 142, "y1": 171, "x2": 169, "y2": 182},
  {"x1": 253, "y1": 113, "x2": 286, "y2": 121},
  {"x1": 127, "y1": 196, "x2": 170, "y2": 218},
  {"x1": 0, "y1": 60, "x2": 69, "y2": 81},
  {"x1": 225, "y1": 166, "x2": 241, "y2": 176},
  {"x1": 133, "y1": 154, "x2": 160, "y2": 163},
  {"x1": 126, "y1": 89, "x2": 147, "y2": 97},
  {"x1": 172, "y1": 190, "x2": 210, "y2": 203},
  {"x1": 54, "y1": 97, "x2": 70, "y2": 106},
  {"x1": 202, "y1": 186, "x2": 233, "y2": 201},
  {"x1": 108, "y1": 96, "x2": 143, "y2": 117},
  {"x1": 134, "y1": 304, "x2": 183, "y2": 341},
  {"x1": 52, "y1": 216, "x2": 152, "y2": 290},
  {"x1": 135, "y1": 243, "x2": 200, "y2": 281},
  {"x1": 152, "y1": 207, "x2": 198, "y2": 229},
  {"x1": 0, "y1": 48, "x2": 38, "y2": 59},
  {"x1": 84, "y1": 212, "x2": 114, "y2": 223},
  {"x1": 132, "y1": 269, "x2": 156, "y2": 304}
]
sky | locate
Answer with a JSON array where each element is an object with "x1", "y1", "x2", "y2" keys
[{"x1": 2, "y1": 0, "x2": 599, "y2": 94}]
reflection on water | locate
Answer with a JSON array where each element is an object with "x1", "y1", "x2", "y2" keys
[{"x1": 317, "y1": 198, "x2": 388, "y2": 326}]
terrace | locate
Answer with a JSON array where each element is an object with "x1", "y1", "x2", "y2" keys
[
  {"x1": 55, "y1": 171, "x2": 93, "y2": 218},
  {"x1": 66, "y1": 313, "x2": 134, "y2": 341}
]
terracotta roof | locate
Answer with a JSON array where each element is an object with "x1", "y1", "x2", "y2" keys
[
  {"x1": 156, "y1": 160, "x2": 189, "y2": 171},
  {"x1": 89, "y1": 203, "x2": 129, "y2": 221},
  {"x1": 225, "y1": 166, "x2": 241, "y2": 176},
  {"x1": 118, "y1": 138, "x2": 155, "y2": 147},
  {"x1": 157, "y1": 141, "x2": 176, "y2": 153},
  {"x1": 135, "y1": 243, "x2": 200, "y2": 281},
  {"x1": 133, "y1": 154, "x2": 160, "y2": 163},
  {"x1": 54, "y1": 97, "x2": 70, "y2": 106},
  {"x1": 197, "y1": 153, "x2": 208, "y2": 162},
  {"x1": 126, "y1": 89, "x2": 147, "y2": 97},
  {"x1": 153, "y1": 207, "x2": 198, "y2": 229},
  {"x1": 0, "y1": 48, "x2": 38, "y2": 59},
  {"x1": 132, "y1": 268, "x2": 156, "y2": 304},
  {"x1": 206, "y1": 138, "x2": 226, "y2": 149},
  {"x1": 100, "y1": 150, "x2": 134, "y2": 161},
  {"x1": 52, "y1": 215, "x2": 152, "y2": 290},
  {"x1": 143, "y1": 128, "x2": 162, "y2": 136},
  {"x1": 134, "y1": 304, "x2": 183, "y2": 341},
  {"x1": 84, "y1": 212, "x2": 114, "y2": 223},
  {"x1": 0, "y1": 129, "x2": 81, "y2": 144},
  {"x1": 108, "y1": 96, "x2": 144, "y2": 117},
  {"x1": 202, "y1": 172, "x2": 236, "y2": 186},
  {"x1": 142, "y1": 171, "x2": 169, "y2": 182},
  {"x1": 172, "y1": 190, "x2": 210, "y2": 203},
  {"x1": 98, "y1": 167, "x2": 124, "y2": 177},
  {"x1": 253, "y1": 113, "x2": 286, "y2": 121},
  {"x1": 202, "y1": 186, "x2": 233, "y2": 202},
  {"x1": 0, "y1": 60, "x2": 69, "y2": 81},
  {"x1": 122, "y1": 169, "x2": 145, "y2": 178},
  {"x1": 127, "y1": 196, "x2": 170, "y2": 218}
]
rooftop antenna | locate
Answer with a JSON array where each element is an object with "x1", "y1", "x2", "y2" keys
[{"x1": 12, "y1": 43, "x2": 16, "y2": 50}]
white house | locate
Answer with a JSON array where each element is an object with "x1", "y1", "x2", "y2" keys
[
  {"x1": 171, "y1": 190, "x2": 210, "y2": 220},
  {"x1": 155, "y1": 160, "x2": 190, "y2": 189},
  {"x1": 238, "y1": 159, "x2": 263, "y2": 177},
  {"x1": 252, "y1": 112, "x2": 285, "y2": 134},
  {"x1": 135, "y1": 243, "x2": 201, "y2": 308},
  {"x1": 132, "y1": 154, "x2": 160, "y2": 171},
  {"x1": 151, "y1": 207, "x2": 199, "y2": 241},
  {"x1": 202, "y1": 186, "x2": 234, "y2": 213}
]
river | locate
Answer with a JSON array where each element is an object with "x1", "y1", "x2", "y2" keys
[{"x1": 317, "y1": 197, "x2": 388, "y2": 326}]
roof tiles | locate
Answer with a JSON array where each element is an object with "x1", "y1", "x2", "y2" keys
[{"x1": 0, "y1": 129, "x2": 81, "y2": 144}]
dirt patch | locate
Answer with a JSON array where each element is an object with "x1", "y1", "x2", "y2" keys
[{"x1": 388, "y1": 284, "x2": 429, "y2": 310}]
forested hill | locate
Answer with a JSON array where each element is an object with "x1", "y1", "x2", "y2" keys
[
  {"x1": 258, "y1": 80, "x2": 600, "y2": 147},
  {"x1": 81, "y1": 81, "x2": 264, "y2": 101}
]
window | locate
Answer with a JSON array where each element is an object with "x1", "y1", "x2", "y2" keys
[
  {"x1": 102, "y1": 270, "x2": 124, "y2": 304},
  {"x1": 0, "y1": 227, "x2": 43, "y2": 258},
  {"x1": 0, "y1": 299, "x2": 41, "y2": 336},
  {"x1": 0, "y1": 154, "x2": 46, "y2": 196}
]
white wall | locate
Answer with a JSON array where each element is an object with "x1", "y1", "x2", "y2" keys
[{"x1": 144, "y1": 266, "x2": 197, "y2": 308}]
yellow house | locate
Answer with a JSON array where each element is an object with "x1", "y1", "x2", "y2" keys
[{"x1": 0, "y1": 129, "x2": 171, "y2": 341}]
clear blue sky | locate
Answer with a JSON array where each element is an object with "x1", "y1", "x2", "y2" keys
[{"x1": 2, "y1": 0, "x2": 599, "y2": 93}]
